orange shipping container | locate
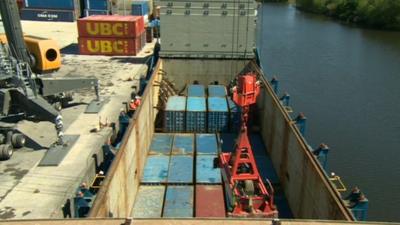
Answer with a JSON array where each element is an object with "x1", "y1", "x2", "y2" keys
[
  {"x1": 78, "y1": 36, "x2": 141, "y2": 56},
  {"x1": 77, "y1": 15, "x2": 144, "y2": 38}
]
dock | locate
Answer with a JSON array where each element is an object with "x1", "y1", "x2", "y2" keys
[{"x1": 0, "y1": 20, "x2": 155, "y2": 219}]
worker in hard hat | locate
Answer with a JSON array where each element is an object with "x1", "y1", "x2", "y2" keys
[{"x1": 128, "y1": 96, "x2": 142, "y2": 117}]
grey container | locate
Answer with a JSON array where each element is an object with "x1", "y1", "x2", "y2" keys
[
  {"x1": 227, "y1": 98, "x2": 241, "y2": 132},
  {"x1": 196, "y1": 155, "x2": 221, "y2": 184},
  {"x1": 196, "y1": 133, "x2": 218, "y2": 155},
  {"x1": 163, "y1": 186, "x2": 193, "y2": 218},
  {"x1": 188, "y1": 85, "x2": 205, "y2": 97},
  {"x1": 172, "y1": 134, "x2": 194, "y2": 155},
  {"x1": 132, "y1": 186, "x2": 165, "y2": 218},
  {"x1": 208, "y1": 85, "x2": 227, "y2": 97},
  {"x1": 164, "y1": 96, "x2": 186, "y2": 132},
  {"x1": 167, "y1": 155, "x2": 193, "y2": 184},
  {"x1": 186, "y1": 97, "x2": 206, "y2": 132},
  {"x1": 207, "y1": 97, "x2": 229, "y2": 132},
  {"x1": 141, "y1": 155, "x2": 170, "y2": 183},
  {"x1": 149, "y1": 133, "x2": 173, "y2": 155}
]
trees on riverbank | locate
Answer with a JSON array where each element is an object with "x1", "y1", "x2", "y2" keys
[{"x1": 296, "y1": 0, "x2": 400, "y2": 30}]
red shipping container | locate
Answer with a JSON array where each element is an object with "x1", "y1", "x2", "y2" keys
[
  {"x1": 78, "y1": 36, "x2": 141, "y2": 56},
  {"x1": 195, "y1": 185, "x2": 226, "y2": 218},
  {"x1": 77, "y1": 15, "x2": 145, "y2": 38}
]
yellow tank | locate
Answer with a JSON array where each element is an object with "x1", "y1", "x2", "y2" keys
[{"x1": 0, "y1": 34, "x2": 61, "y2": 73}]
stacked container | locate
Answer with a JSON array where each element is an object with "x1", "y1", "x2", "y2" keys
[
  {"x1": 114, "y1": 0, "x2": 151, "y2": 17},
  {"x1": 21, "y1": 0, "x2": 80, "y2": 22},
  {"x1": 207, "y1": 97, "x2": 229, "y2": 132},
  {"x1": 83, "y1": 0, "x2": 109, "y2": 17},
  {"x1": 186, "y1": 97, "x2": 207, "y2": 132},
  {"x1": 227, "y1": 98, "x2": 241, "y2": 132},
  {"x1": 187, "y1": 84, "x2": 205, "y2": 97},
  {"x1": 77, "y1": 15, "x2": 145, "y2": 55},
  {"x1": 208, "y1": 85, "x2": 227, "y2": 97},
  {"x1": 164, "y1": 96, "x2": 186, "y2": 132}
]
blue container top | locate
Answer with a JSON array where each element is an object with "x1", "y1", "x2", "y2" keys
[
  {"x1": 25, "y1": 0, "x2": 77, "y2": 9},
  {"x1": 149, "y1": 133, "x2": 173, "y2": 155},
  {"x1": 208, "y1": 97, "x2": 228, "y2": 112},
  {"x1": 188, "y1": 85, "x2": 205, "y2": 97},
  {"x1": 166, "y1": 96, "x2": 186, "y2": 111},
  {"x1": 141, "y1": 155, "x2": 170, "y2": 183},
  {"x1": 196, "y1": 155, "x2": 221, "y2": 184},
  {"x1": 227, "y1": 98, "x2": 240, "y2": 112},
  {"x1": 208, "y1": 85, "x2": 227, "y2": 97},
  {"x1": 187, "y1": 97, "x2": 206, "y2": 112},
  {"x1": 172, "y1": 134, "x2": 194, "y2": 154},
  {"x1": 167, "y1": 155, "x2": 193, "y2": 183},
  {"x1": 196, "y1": 133, "x2": 218, "y2": 155},
  {"x1": 163, "y1": 186, "x2": 193, "y2": 217}
]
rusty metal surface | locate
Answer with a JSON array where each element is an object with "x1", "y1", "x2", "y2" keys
[{"x1": 195, "y1": 185, "x2": 226, "y2": 218}]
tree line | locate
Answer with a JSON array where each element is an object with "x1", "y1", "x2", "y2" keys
[{"x1": 296, "y1": 0, "x2": 400, "y2": 30}]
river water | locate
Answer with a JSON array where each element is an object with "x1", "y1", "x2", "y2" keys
[{"x1": 257, "y1": 3, "x2": 400, "y2": 222}]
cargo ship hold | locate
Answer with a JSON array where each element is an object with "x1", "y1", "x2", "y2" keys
[{"x1": 0, "y1": 0, "x2": 373, "y2": 224}]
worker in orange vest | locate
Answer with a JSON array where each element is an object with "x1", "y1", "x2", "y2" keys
[{"x1": 128, "y1": 96, "x2": 141, "y2": 116}]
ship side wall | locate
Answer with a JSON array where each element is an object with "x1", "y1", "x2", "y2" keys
[{"x1": 251, "y1": 63, "x2": 353, "y2": 220}]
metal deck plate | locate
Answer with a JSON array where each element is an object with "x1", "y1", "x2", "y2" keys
[
  {"x1": 85, "y1": 98, "x2": 109, "y2": 114},
  {"x1": 38, "y1": 135, "x2": 79, "y2": 166}
]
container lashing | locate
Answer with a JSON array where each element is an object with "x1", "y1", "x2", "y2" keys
[{"x1": 220, "y1": 73, "x2": 278, "y2": 218}]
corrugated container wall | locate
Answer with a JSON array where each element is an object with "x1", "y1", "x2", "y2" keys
[
  {"x1": 20, "y1": 8, "x2": 78, "y2": 22},
  {"x1": 186, "y1": 97, "x2": 206, "y2": 132},
  {"x1": 24, "y1": 0, "x2": 79, "y2": 9},
  {"x1": 85, "y1": 0, "x2": 109, "y2": 10},
  {"x1": 132, "y1": 1, "x2": 149, "y2": 16},
  {"x1": 164, "y1": 96, "x2": 186, "y2": 132},
  {"x1": 207, "y1": 97, "x2": 229, "y2": 132},
  {"x1": 78, "y1": 36, "x2": 141, "y2": 55},
  {"x1": 159, "y1": 0, "x2": 257, "y2": 58},
  {"x1": 77, "y1": 15, "x2": 145, "y2": 38}
]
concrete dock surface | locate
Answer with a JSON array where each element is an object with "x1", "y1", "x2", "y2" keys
[{"x1": 0, "y1": 20, "x2": 154, "y2": 219}]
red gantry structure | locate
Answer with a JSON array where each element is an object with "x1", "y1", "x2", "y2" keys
[{"x1": 220, "y1": 72, "x2": 278, "y2": 218}]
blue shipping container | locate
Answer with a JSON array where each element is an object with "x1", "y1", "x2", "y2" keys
[
  {"x1": 84, "y1": 9, "x2": 108, "y2": 17},
  {"x1": 208, "y1": 85, "x2": 227, "y2": 97},
  {"x1": 172, "y1": 134, "x2": 194, "y2": 155},
  {"x1": 227, "y1": 98, "x2": 241, "y2": 132},
  {"x1": 208, "y1": 97, "x2": 229, "y2": 132},
  {"x1": 131, "y1": 1, "x2": 148, "y2": 16},
  {"x1": 24, "y1": 0, "x2": 77, "y2": 10},
  {"x1": 196, "y1": 133, "x2": 218, "y2": 155},
  {"x1": 188, "y1": 85, "x2": 205, "y2": 97},
  {"x1": 196, "y1": 155, "x2": 221, "y2": 184},
  {"x1": 85, "y1": 0, "x2": 108, "y2": 10},
  {"x1": 20, "y1": 8, "x2": 77, "y2": 22},
  {"x1": 163, "y1": 186, "x2": 193, "y2": 218},
  {"x1": 132, "y1": 186, "x2": 165, "y2": 218},
  {"x1": 141, "y1": 155, "x2": 170, "y2": 183},
  {"x1": 167, "y1": 155, "x2": 193, "y2": 183},
  {"x1": 186, "y1": 97, "x2": 206, "y2": 132},
  {"x1": 165, "y1": 96, "x2": 186, "y2": 132},
  {"x1": 149, "y1": 133, "x2": 173, "y2": 155}
]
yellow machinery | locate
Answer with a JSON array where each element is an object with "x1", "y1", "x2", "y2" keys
[{"x1": 0, "y1": 34, "x2": 61, "y2": 72}]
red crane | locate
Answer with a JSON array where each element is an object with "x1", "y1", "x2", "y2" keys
[{"x1": 220, "y1": 73, "x2": 278, "y2": 217}]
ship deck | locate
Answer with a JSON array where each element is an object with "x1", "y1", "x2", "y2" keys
[{"x1": 0, "y1": 21, "x2": 155, "y2": 219}]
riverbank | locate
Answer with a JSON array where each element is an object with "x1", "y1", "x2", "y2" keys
[{"x1": 295, "y1": 0, "x2": 400, "y2": 31}]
